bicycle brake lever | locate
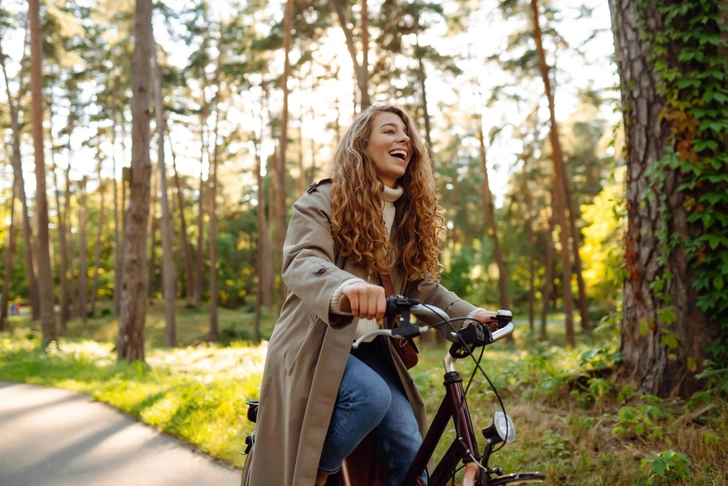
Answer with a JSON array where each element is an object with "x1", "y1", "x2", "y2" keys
[{"x1": 391, "y1": 326, "x2": 423, "y2": 339}]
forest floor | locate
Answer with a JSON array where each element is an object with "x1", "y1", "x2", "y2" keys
[{"x1": 0, "y1": 301, "x2": 726, "y2": 485}]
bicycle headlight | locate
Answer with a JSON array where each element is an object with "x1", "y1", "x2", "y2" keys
[{"x1": 483, "y1": 411, "x2": 516, "y2": 444}]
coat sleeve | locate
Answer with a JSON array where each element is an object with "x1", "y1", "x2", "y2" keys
[
  {"x1": 281, "y1": 188, "x2": 357, "y2": 327},
  {"x1": 404, "y1": 278, "x2": 477, "y2": 327}
]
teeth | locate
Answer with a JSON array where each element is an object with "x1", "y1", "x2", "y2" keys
[{"x1": 389, "y1": 150, "x2": 407, "y2": 158}]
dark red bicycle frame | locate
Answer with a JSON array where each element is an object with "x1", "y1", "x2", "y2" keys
[{"x1": 402, "y1": 370, "x2": 479, "y2": 486}]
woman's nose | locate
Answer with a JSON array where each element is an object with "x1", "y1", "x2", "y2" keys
[{"x1": 398, "y1": 132, "x2": 410, "y2": 143}]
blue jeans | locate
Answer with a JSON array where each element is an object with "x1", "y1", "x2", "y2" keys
[{"x1": 318, "y1": 341, "x2": 427, "y2": 486}]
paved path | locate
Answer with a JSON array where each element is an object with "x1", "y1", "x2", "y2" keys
[{"x1": 0, "y1": 382, "x2": 240, "y2": 486}]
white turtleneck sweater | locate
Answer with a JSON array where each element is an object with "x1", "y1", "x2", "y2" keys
[{"x1": 330, "y1": 184, "x2": 403, "y2": 341}]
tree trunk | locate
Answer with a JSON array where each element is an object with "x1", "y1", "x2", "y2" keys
[
  {"x1": 255, "y1": 95, "x2": 273, "y2": 309},
  {"x1": 119, "y1": 0, "x2": 153, "y2": 363},
  {"x1": 334, "y1": 64, "x2": 341, "y2": 146},
  {"x1": 530, "y1": 0, "x2": 589, "y2": 334},
  {"x1": 90, "y1": 155, "x2": 106, "y2": 317},
  {"x1": 0, "y1": 43, "x2": 40, "y2": 322},
  {"x1": 51, "y1": 146, "x2": 69, "y2": 331},
  {"x1": 253, "y1": 131, "x2": 270, "y2": 339},
  {"x1": 193, "y1": 35, "x2": 210, "y2": 309},
  {"x1": 208, "y1": 60, "x2": 222, "y2": 343},
  {"x1": 308, "y1": 69, "x2": 318, "y2": 183},
  {"x1": 79, "y1": 176, "x2": 88, "y2": 323},
  {"x1": 477, "y1": 118, "x2": 509, "y2": 310},
  {"x1": 1, "y1": 179, "x2": 17, "y2": 331},
  {"x1": 610, "y1": 0, "x2": 720, "y2": 397},
  {"x1": 360, "y1": 0, "x2": 370, "y2": 108},
  {"x1": 276, "y1": 0, "x2": 294, "y2": 300},
  {"x1": 148, "y1": 172, "x2": 158, "y2": 300},
  {"x1": 152, "y1": 33, "x2": 177, "y2": 347},
  {"x1": 523, "y1": 164, "x2": 536, "y2": 332},
  {"x1": 30, "y1": 0, "x2": 55, "y2": 344},
  {"x1": 194, "y1": 160, "x2": 205, "y2": 307},
  {"x1": 329, "y1": 0, "x2": 370, "y2": 109},
  {"x1": 415, "y1": 33, "x2": 432, "y2": 155},
  {"x1": 540, "y1": 216, "x2": 555, "y2": 341},
  {"x1": 530, "y1": 0, "x2": 575, "y2": 345},
  {"x1": 113, "y1": 91, "x2": 122, "y2": 318},
  {"x1": 298, "y1": 108, "x2": 305, "y2": 195},
  {"x1": 67, "y1": 175, "x2": 77, "y2": 319},
  {"x1": 169, "y1": 134, "x2": 194, "y2": 303}
]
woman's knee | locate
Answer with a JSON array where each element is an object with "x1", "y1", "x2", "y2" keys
[{"x1": 347, "y1": 374, "x2": 391, "y2": 420}]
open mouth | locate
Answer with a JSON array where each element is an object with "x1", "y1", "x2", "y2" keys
[{"x1": 389, "y1": 149, "x2": 408, "y2": 161}]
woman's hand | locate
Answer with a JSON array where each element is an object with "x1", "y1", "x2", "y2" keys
[
  {"x1": 472, "y1": 309, "x2": 498, "y2": 332},
  {"x1": 338, "y1": 281, "x2": 387, "y2": 325}
]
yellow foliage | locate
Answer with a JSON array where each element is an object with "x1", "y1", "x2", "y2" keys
[{"x1": 579, "y1": 167, "x2": 626, "y2": 302}]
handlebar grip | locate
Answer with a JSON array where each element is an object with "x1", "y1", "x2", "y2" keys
[{"x1": 338, "y1": 295, "x2": 407, "y2": 319}]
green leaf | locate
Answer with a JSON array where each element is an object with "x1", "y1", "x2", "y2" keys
[
  {"x1": 652, "y1": 459, "x2": 666, "y2": 476},
  {"x1": 715, "y1": 275, "x2": 724, "y2": 290}
]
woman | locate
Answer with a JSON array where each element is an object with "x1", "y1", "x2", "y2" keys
[{"x1": 248, "y1": 104, "x2": 495, "y2": 486}]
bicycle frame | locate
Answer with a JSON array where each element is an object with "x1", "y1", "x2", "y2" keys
[{"x1": 403, "y1": 366, "x2": 478, "y2": 486}]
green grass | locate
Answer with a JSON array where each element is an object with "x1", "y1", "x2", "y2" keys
[{"x1": 1, "y1": 307, "x2": 727, "y2": 485}]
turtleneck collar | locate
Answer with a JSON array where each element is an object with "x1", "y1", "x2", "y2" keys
[{"x1": 382, "y1": 184, "x2": 403, "y2": 203}]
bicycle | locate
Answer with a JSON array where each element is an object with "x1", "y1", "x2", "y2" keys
[{"x1": 241, "y1": 296, "x2": 546, "y2": 486}]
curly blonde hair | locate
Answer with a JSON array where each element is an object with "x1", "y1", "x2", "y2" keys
[{"x1": 330, "y1": 104, "x2": 444, "y2": 281}]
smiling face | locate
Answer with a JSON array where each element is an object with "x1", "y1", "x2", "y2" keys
[{"x1": 364, "y1": 112, "x2": 412, "y2": 188}]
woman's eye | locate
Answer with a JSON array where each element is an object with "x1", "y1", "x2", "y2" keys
[{"x1": 386, "y1": 130, "x2": 395, "y2": 134}]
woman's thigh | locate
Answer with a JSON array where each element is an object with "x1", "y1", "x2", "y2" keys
[{"x1": 319, "y1": 353, "x2": 392, "y2": 472}]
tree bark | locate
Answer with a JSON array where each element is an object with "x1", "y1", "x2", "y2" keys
[
  {"x1": 152, "y1": 32, "x2": 177, "y2": 347},
  {"x1": 30, "y1": 0, "x2": 56, "y2": 344},
  {"x1": 90, "y1": 154, "x2": 106, "y2": 317},
  {"x1": 530, "y1": 0, "x2": 575, "y2": 345},
  {"x1": 610, "y1": 0, "x2": 719, "y2": 397},
  {"x1": 119, "y1": 0, "x2": 153, "y2": 363},
  {"x1": 477, "y1": 118, "x2": 509, "y2": 310},
  {"x1": 79, "y1": 176, "x2": 88, "y2": 323}
]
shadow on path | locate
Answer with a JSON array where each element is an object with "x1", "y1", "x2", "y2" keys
[{"x1": 0, "y1": 382, "x2": 239, "y2": 486}]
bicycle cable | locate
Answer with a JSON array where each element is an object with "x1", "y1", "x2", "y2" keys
[{"x1": 419, "y1": 305, "x2": 511, "y2": 462}]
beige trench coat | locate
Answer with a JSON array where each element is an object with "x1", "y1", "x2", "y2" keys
[{"x1": 247, "y1": 181, "x2": 477, "y2": 486}]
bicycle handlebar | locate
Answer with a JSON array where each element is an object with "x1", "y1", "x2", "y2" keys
[{"x1": 351, "y1": 296, "x2": 514, "y2": 350}]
